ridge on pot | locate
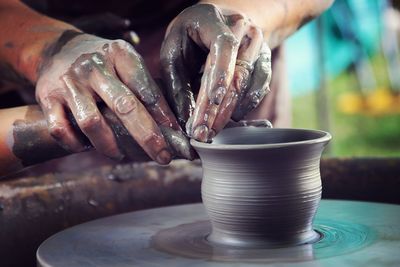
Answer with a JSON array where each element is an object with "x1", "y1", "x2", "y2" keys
[{"x1": 191, "y1": 127, "x2": 331, "y2": 248}]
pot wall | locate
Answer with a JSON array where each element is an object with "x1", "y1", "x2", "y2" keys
[{"x1": 193, "y1": 128, "x2": 331, "y2": 248}]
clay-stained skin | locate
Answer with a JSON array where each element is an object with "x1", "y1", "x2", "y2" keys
[
  {"x1": 38, "y1": 30, "x2": 84, "y2": 74},
  {"x1": 9, "y1": 105, "x2": 195, "y2": 169},
  {"x1": 160, "y1": 4, "x2": 272, "y2": 142},
  {"x1": 36, "y1": 30, "x2": 190, "y2": 164},
  {"x1": 11, "y1": 106, "x2": 71, "y2": 166}
]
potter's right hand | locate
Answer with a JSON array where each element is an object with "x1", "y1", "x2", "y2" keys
[
  {"x1": 160, "y1": 4, "x2": 272, "y2": 142},
  {"x1": 36, "y1": 32, "x2": 181, "y2": 164}
]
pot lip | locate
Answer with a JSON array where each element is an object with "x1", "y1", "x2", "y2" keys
[{"x1": 190, "y1": 127, "x2": 332, "y2": 150}]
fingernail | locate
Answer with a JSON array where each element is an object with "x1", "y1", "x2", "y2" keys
[
  {"x1": 192, "y1": 125, "x2": 209, "y2": 142},
  {"x1": 156, "y1": 149, "x2": 172, "y2": 165},
  {"x1": 211, "y1": 87, "x2": 226, "y2": 105}
]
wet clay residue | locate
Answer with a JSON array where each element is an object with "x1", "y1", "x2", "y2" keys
[
  {"x1": 38, "y1": 30, "x2": 84, "y2": 75},
  {"x1": 11, "y1": 105, "x2": 194, "y2": 167},
  {"x1": 11, "y1": 106, "x2": 72, "y2": 166}
]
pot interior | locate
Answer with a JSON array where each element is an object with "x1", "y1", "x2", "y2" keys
[{"x1": 211, "y1": 127, "x2": 329, "y2": 146}]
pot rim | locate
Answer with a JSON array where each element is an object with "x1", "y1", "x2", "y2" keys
[{"x1": 190, "y1": 128, "x2": 332, "y2": 150}]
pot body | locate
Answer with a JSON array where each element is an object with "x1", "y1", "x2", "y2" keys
[{"x1": 192, "y1": 127, "x2": 331, "y2": 248}]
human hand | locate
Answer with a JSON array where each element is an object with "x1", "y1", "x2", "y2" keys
[
  {"x1": 36, "y1": 32, "x2": 184, "y2": 164},
  {"x1": 160, "y1": 3, "x2": 272, "y2": 142}
]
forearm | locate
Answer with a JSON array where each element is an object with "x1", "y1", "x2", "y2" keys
[
  {"x1": 0, "y1": 0, "x2": 81, "y2": 84},
  {"x1": 200, "y1": 0, "x2": 333, "y2": 49}
]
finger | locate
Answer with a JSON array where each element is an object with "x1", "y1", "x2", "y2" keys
[
  {"x1": 189, "y1": 46, "x2": 240, "y2": 141},
  {"x1": 160, "y1": 28, "x2": 196, "y2": 128},
  {"x1": 80, "y1": 52, "x2": 172, "y2": 164},
  {"x1": 188, "y1": 32, "x2": 241, "y2": 141},
  {"x1": 62, "y1": 75, "x2": 123, "y2": 160},
  {"x1": 112, "y1": 42, "x2": 181, "y2": 130},
  {"x1": 211, "y1": 26, "x2": 264, "y2": 134},
  {"x1": 202, "y1": 31, "x2": 240, "y2": 105},
  {"x1": 183, "y1": 5, "x2": 242, "y2": 104},
  {"x1": 188, "y1": 57, "x2": 219, "y2": 142},
  {"x1": 232, "y1": 42, "x2": 272, "y2": 121},
  {"x1": 112, "y1": 44, "x2": 195, "y2": 159},
  {"x1": 40, "y1": 96, "x2": 86, "y2": 152},
  {"x1": 189, "y1": 21, "x2": 258, "y2": 141}
]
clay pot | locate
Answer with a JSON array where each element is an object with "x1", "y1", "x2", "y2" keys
[{"x1": 191, "y1": 127, "x2": 331, "y2": 248}]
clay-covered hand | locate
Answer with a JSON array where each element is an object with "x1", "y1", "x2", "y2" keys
[
  {"x1": 36, "y1": 32, "x2": 181, "y2": 164},
  {"x1": 160, "y1": 3, "x2": 272, "y2": 142}
]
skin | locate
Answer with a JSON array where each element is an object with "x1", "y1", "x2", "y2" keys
[
  {"x1": 0, "y1": 105, "x2": 194, "y2": 176},
  {"x1": 0, "y1": 0, "x2": 189, "y2": 165},
  {"x1": 161, "y1": 0, "x2": 334, "y2": 142},
  {"x1": 0, "y1": 0, "x2": 333, "y2": 174}
]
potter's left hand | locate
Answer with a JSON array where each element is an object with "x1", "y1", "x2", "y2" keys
[{"x1": 160, "y1": 3, "x2": 272, "y2": 142}]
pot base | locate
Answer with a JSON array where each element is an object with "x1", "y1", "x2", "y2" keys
[
  {"x1": 152, "y1": 219, "x2": 369, "y2": 262},
  {"x1": 206, "y1": 227, "x2": 321, "y2": 249}
]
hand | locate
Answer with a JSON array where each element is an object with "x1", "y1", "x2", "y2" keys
[
  {"x1": 160, "y1": 3, "x2": 272, "y2": 142},
  {"x1": 36, "y1": 32, "x2": 182, "y2": 164}
]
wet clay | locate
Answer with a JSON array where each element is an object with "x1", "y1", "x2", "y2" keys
[
  {"x1": 191, "y1": 127, "x2": 331, "y2": 248},
  {"x1": 12, "y1": 106, "x2": 71, "y2": 166},
  {"x1": 10, "y1": 105, "x2": 194, "y2": 168},
  {"x1": 38, "y1": 30, "x2": 84, "y2": 75}
]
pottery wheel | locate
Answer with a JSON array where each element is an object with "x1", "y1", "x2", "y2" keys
[{"x1": 37, "y1": 200, "x2": 400, "y2": 267}]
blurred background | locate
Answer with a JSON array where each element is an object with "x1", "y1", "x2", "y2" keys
[{"x1": 286, "y1": 0, "x2": 400, "y2": 156}]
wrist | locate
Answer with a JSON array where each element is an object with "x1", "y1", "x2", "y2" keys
[
  {"x1": 35, "y1": 30, "x2": 84, "y2": 77},
  {"x1": 19, "y1": 27, "x2": 83, "y2": 83}
]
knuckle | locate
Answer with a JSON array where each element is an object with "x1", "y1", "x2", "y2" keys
[
  {"x1": 217, "y1": 32, "x2": 239, "y2": 47},
  {"x1": 248, "y1": 25, "x2": 263, "y2": 39},
  {"x1": 113, "y1": 94, "x2": 138, "y2": 115},
  {"x1": 114, "y1": 38, "x2": 129, "y2": 48},
  {"x1": 49, "y1": 123, "x2": 67, "y2": 140},
  {"x1": 235, "y1": 17, "x2": 247, "y2": 28},
  {"x1": 113, "y1": 39, "x2": 140, "y2": 55},
  {"x1": 80, "y1": 114, "x2": 102, "y2": 131},
  {"x1": 71, "y1": 57, "x2": 94, "y2": 77},
  {"x1": 139, "y1": 88, "x2": 160, "y2": 106},
  {"x1": 71, "y1": 52, "x2": 107, "y2": 77},
  {"x1": 37, "y1": 94, "x2": 49, "y2": 107},
  {"x1": 141, "y1": 132, "x2": 163, "y2": 148},
  {"x1": 89, "y1": 52, "x2": 106, "y2": 65},
  {"x1": 235, "y1": 67, "x2": 250, "y2": 85}
]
